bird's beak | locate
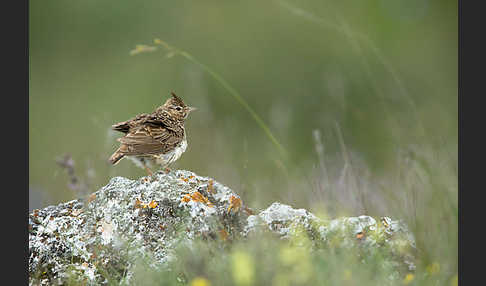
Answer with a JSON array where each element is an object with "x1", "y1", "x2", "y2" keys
[{"x1": 187, "y1": 106, "x2": 197, "y2": 113}]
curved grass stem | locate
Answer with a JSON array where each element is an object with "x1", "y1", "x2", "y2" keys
[
  {"x1": 275, "y1": 0, "x2": 426, "y2": 139},
  {"x1": 149, "y1": 39, "x2": 288, "y2": 159}
]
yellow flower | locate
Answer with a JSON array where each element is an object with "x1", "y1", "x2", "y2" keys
[
  {"x1": 450, "y1": 274, "x2": 458, "y2": 286},
  {"x1": 343, "y1": 269, "x2": 352, "y2": 281},
  {"x1": 190, "y1": 277, "x2": 211, "y2": 286},
  {"x1": 232, "y1": 250, "x2": 254, "y2": 286},
  {"x1": 403, "y1": 273, "x2": 414, "y2": 285},
  {"x1": 279, "y1": 246, "x2": 300, "y2": 265},
  {"x1": 426, "y1": 262, "x2": 440, "y2": 275},
  {"x1": 154, "y1": 38, "x2": 162, "y2": 44},
  {"x1": 278, "y1": 245, "x2": 312, "y2": 283}
]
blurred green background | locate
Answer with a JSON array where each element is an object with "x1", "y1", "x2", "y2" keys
[
  {"x1": 29, "y1": 0, "x2": 457, "y2": 215},
  {"x1": 30, "y1": 0, "x2": 457, "y2": 284}
]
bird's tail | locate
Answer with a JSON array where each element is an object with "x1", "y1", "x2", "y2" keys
[{"x1": 109, "y1": 149, "x2": 125, "y2": 165}]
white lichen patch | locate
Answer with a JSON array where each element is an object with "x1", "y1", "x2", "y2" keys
[
  {"x1": 245, "y1": 202, "x2": 321, "y2": 237},
  {"x1": 99, "y1": 220, "x2": 115, "y2": 245},
  {"x1": 259, "y1": 202, "x2": 318, "y2": 224}
]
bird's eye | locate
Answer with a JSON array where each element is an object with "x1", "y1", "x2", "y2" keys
[{"x1": 175, "y1": 106, "x2": 182, "y2": 111}]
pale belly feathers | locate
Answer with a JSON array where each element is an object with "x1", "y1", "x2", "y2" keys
[
  {"x1": 154, "y1": 138, "x2": 188, "y2": 166},
  {"x1": 127, "y1": 138, "x2": 188, "y2": 169}
]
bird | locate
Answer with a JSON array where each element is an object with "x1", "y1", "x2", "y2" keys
[{"x1": 108, "y1": 92, "x2": 196, "y2": 176}]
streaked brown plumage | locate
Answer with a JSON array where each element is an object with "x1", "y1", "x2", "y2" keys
[{"x1": 109, "y1": 92, "x2": 196, "y2": 174}]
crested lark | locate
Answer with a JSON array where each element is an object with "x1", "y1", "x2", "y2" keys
[{"x1": 109, "y1": 92, "x2": 196, "y2": 175}]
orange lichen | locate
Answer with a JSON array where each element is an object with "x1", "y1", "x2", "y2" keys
[
  {"x1": 207, "y1": 179, "x2": 215, "y2": 194},
  {"x1": 135, "y1": 198, "x2": 158, "y2": 209},
  {"x1": 227, "y1": 196, "x2": 242, "y2": 213},
  {"x1": 134, "y1": 198, "x2": 143, "y2": 209},
  {"x1": 181, "y1": 195, "x2": 191, "y2": 203},
  {"x1": 147, "y1": 200, "x2": 158, "y2": 209},
  {"x1": 219, "y1": 229, "x2": 229, "y2": 241},
  {"x1": 191, "y1": 192, "x2": 214, "y2": 207},
  {"x1": 87, "y1": 193, "x2": 96, "y2": 203},
  {"x1": 181, "y1": 191, "x2": 214, "y2": 207}
]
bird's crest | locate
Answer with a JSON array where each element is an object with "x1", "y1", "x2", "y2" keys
[{"x1": 170, "y1": 92, "x2": 186, "y2": 107}]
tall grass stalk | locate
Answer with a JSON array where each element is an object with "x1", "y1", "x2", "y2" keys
[
  {"x1": 275, "y1": 0, "x2": 426, "y2": 138},
  {"x1": 132, "y1": 39, "x2": 288, "y2": 160}
]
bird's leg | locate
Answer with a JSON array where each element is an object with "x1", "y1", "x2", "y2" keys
[
  {"x1": 163, "y1": 166, "x2": 171, "y2": 174},
  {"x1": 144, "y1": 165, "x2": 153, "y2": 177}
]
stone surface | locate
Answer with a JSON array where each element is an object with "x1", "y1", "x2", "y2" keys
[{"x1": 29, "y1": 170, "x2": 415, "y2": 285}]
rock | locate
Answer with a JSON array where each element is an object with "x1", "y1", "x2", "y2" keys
[
  {"x1": 29, "y1": 170, "x2": 415, "y2": 285},
  {"x1": 245, "y1": 202, "x2": 416, "y2": 273}
]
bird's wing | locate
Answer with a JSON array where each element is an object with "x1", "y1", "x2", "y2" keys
[
  {"x1": 116, "y1": 124, "x2": 183, "y2": 156},
  {"x1": 112, "y1": 113, "x2": 150, "y2": 134},
  {"x1": 144, "y1": 112, "x2": 180, "y2": 132}
]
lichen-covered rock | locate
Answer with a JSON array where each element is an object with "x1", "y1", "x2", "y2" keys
[
  {"x1": 245, "y1": 202, "x2": 416, "y2": 275},
  {"x1": 29, "y1": 171, "x2": 416, "y2": 285},
  {"x1": 29, "y1": 170, "x2": 249, "y2": 285}
]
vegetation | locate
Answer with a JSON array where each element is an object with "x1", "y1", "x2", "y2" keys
[{"x1": 30, "y1": 0, "x2": 457, "y2": 285}]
